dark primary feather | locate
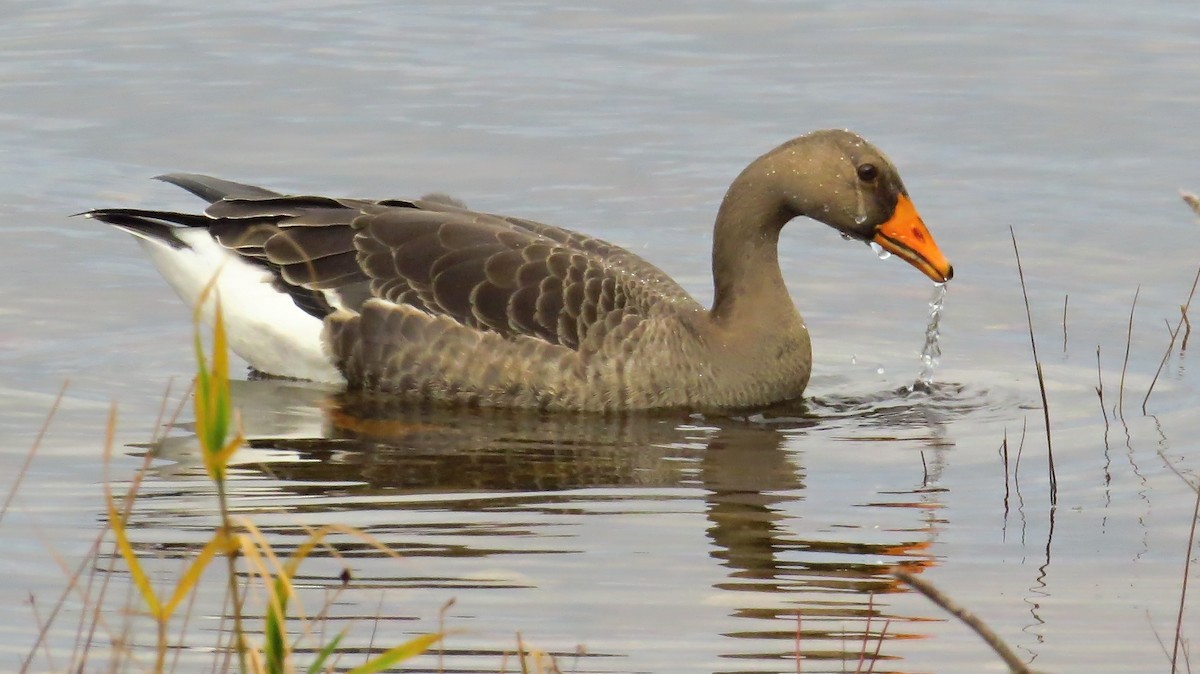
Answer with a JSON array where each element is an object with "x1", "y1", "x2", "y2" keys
[
  {"x1": 156, "y1": 173, "x2": 282, "y2": 202},
  {"x1": 84, "y1": 208, "x2": 204, "y2": 249}
]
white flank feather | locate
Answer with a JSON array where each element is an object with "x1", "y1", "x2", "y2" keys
[{"x1": 128, "y1": 228, "x2": 345, "y2": 383}]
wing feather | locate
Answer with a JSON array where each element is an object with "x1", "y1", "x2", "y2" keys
[{"x1": 96, "y1": 173, "x2": 701, "y2": 353}]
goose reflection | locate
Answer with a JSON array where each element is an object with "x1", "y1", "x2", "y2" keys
[{"x1": 140, "y1": 378, "x2": 958, "y2": 672}]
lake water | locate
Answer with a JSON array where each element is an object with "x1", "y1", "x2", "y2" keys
[{"x1": 3, "y1": 2, "x2": 1200, "y2": 672}]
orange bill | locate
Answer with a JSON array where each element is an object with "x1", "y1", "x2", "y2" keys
[{"x1": 872, "y1": 194, "x2": 954, "y2": 283}]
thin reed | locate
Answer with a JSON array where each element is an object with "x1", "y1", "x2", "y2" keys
[{"x1": 1009, "y1": 226, "x2": 1057, "y2": 506}]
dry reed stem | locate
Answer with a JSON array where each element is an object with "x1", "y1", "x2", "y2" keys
[
  {"x1": 1013, "y1": 418, "x2": 1028, "y2": 507},
  {"x1": 999, "y1": 430, "x2": 1011, "y2": 518},
  {"x1": 41, "y1": 540, "x2": 102, "y2": 669},
  {"x1": 1118, "y1": 286, "x2": 1139, "y2": 421},
  {"x1": 150, "y1": 377, "x2": 174, "y2": 443},
  {"x1": 171, "y1": 562, "x2": 204, "y2": 674},
  {"x1": 1095, "y1": 346, "x2": 1109, "y2": 429},
  {"x1": 28, "y1": 595, "x2": 55, "y2": 670},
  {"x1": 895, "y1": 573, "x2": 1043, "y2": 674},
  {"x1": 856, "y1": 593, "x2": 875, "y2": 674},
  {"x1": 1171, "y1": 482, "x2": 1200, "y2": 673},
  {"x1": 1182, "y1": 306, "x2": 1192, "y2": 352},
  {"x1": 19, "y1": 409, "x2": 158, "y2": 674},
  {"x1": 517, "y1": 632, "x2": 528, "y2": 674},
  {"x1": 367, "y1": 591, "x2": 386, "y2": 668},
  {"x1": 71, "y1": 534, "x2": 115, "y2": 671},
  {"x1": 20, "y1": 523, "x2": 110, "y2": 673},
  {"x1": 1144, "y1": 265, "x2": 1200, "y2": 413},
  {"x1": 865, "y1": 619, "x2": 890, "y2": 674},
  {"x1": 1009, "y1": 226, "x2": 1057, "y2": 505},
  {"x1": 795, "y1": 610, "x2": 802, "y2": 674},
  {"x1": 1, "y1": 380, "x2": 68, "y2": 523},
  {"x1": 439, "y1": 598, "x2": 457, "y2": 673},
  {"x1": 1184, "y1": 188, "x2": 1200, "y2": 360}
]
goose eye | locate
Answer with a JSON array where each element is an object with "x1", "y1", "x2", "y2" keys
[{"x1": 856, "y1": 163, "x2": 878, "y2": 182}]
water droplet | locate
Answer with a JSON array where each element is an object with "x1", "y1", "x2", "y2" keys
[
  {"x1": 869, "y1": 241, "x2": 892, "y2": 260},
  {"x1": 840, "y1": 232, "x2": 853, "y2": 241},
  {"x1": 876, "y1": 367, "x2": 886, "y2": 375},
  {"x1": 850, "y1": 354, "x2": 857, "y2": 365}
]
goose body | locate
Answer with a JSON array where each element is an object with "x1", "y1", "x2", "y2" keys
[{"x1": 87, "y1": 130, "x2": 952, "y2": 412}]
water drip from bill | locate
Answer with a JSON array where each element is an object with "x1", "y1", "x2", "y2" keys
[{"x1": 913, "y1": 283, "x2": 947, "y2": 391}]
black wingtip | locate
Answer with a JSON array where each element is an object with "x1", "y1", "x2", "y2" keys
[
  {"x1": 155, "y1": 173, "x2": 283, "y2": 203},
  {"x1": 85, "y1": 208, "x2": 198, "y2": 250}
]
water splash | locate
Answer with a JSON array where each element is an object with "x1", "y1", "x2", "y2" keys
[{"x1": 914, "y1": 283, "x2": 948, "y2": 390}]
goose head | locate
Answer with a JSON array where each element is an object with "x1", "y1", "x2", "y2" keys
[{"x1": 775, "y1": 129, "x2": 953, "y2": 283}]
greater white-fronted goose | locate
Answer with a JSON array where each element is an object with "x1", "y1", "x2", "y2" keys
[{"x1": 87, "y1": 129, "x2": 952, "y2": 412}]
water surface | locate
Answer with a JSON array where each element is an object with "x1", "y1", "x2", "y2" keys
[{"x1": 3, "y1": 2, "x2": 1200, "y2": 672}]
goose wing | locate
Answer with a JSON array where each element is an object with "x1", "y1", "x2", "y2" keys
[{"x1": 90, "y1": 174, "x2": 703, "y2": 352}]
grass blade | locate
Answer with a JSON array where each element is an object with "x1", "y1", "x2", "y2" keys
[
  {"x1": 306, "y1": 630, "x2": 348, "y2": 674},
  {"x1": 265, "y1": 576, "x2": 290, "y2": 674},
  {"x1": 160, "y1": 535, "x2": 225, "y2": 619},
  {"x1": 102, "y1": 405, "x2": 162, "y2": 621},
  {"x1": 345, "y1": 633, "x2": 443, "y2": 674}
]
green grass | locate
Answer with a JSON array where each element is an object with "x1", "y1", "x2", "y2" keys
[
  {"x1": 15, "y1": 279, "x2": 443, "y2": 673},
  {"x1": 111, "y1": 282, "x2": 443, "y2": 673}
]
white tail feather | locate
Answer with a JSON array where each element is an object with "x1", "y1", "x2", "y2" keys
[{"x1": 133, "y1": 229, "x2": 344, "y2": 383}]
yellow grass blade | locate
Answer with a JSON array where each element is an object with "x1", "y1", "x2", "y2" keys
[
  {"x1": 211, "y1": 423, "x2": 245, "y2": 475},
  {"x1": 104, "y1": 494, "x2": 162, "y2": 621},
  {"x1": 236, "y1": 518, "x2": 301, "y2": 622},
  {"x1": 193, "y1": 281, "x2": 235, "y2": 482},
  {"x1": 102, "y1": 404, "x2": 163, "y2": 621},
  {"x1": 234, "y1": 531, "x2": 297, "y2": 673},
  {"x1": 205, "y1": 293, "x2": 232, "y2": 458},
  {"x1": 212, "y1": 292, "x2": 230, "y2": 391},
  {"x1": 234, "y1": 527, "x2": 295, "y2": 616},
  {"x1": 237, "y1": 532, "x2": 270, "y2": 577},
  {"x1": 244, "y1": 641, "x2": 267, "y2": 674},
  {"x1": 160, "y1": 534, "x2": 226, "y2": 618},
  {"x1": 284, "y1": 524, "x2": 403, "y2": 580},
  {"x1": 192, "y1": 272, "x2": 217, "y2": 459},
  {"x1": 345, "y1": 633, "x2": 443, "y2": 674},
  {"x1": 228, "y1": 519, "x2": 423, "y2": 674},
  {"x1": 237, "y1": 517, "x2": 289, "y2": 579},
  {"x1": 192, "y1": 266, "x2": 218, "y2": 330},
  {"x1": 283, "y1": 527, "x2": 337, "y2": 579}
]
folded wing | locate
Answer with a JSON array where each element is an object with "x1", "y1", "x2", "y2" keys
[{"x1": 91, "y1": 173, "x2": 702, "y2": 355}]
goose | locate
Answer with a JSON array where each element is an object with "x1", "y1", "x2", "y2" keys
[{"x1": 86, "y1": 129, "x2": 952, "y2": 412}]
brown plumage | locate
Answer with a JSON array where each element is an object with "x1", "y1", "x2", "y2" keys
[{"x1": 86, "y1": 129, "x2": 953, "y2": 412}]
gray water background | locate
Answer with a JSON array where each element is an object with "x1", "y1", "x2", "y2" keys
[{"x1": 2, "y1": 2, "x2": 1200, "y2": 672}]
